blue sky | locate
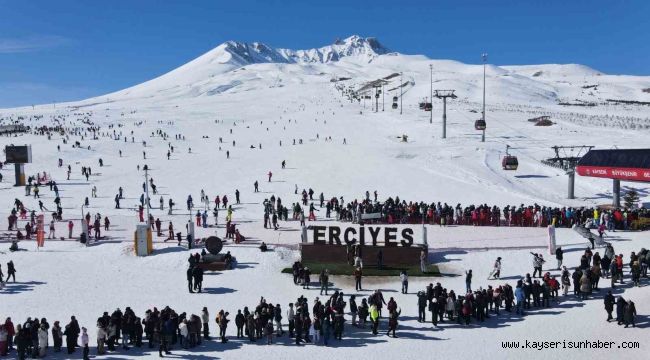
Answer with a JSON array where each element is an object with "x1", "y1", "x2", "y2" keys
[{"x1": 0, "y1": 0, "x2": 647, "y2": 108}]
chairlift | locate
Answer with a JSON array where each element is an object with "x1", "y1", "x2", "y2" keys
[
  {"x1": 474, "y1": 119, "x2": 486, "y2": 130},
  {"x1": 424, "y1": 103, "x2": 432, "y2": 111},
  {"x1": 502, "y1": 145, "x2": 519, "y2": 170}
]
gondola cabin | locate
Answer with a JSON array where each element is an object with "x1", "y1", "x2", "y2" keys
[
  {"x1": 502, "y1": 155, "x2": 519, "y2": 170},
  {"x1": 475, "y1": 119, "x2": 486, "y2": 130},
  {"x1": 392, "y1": 103, "x2": 398, "y2": 109},
  {"x1": 393, "y1": 96, "x2": 399, "y2": 102}
]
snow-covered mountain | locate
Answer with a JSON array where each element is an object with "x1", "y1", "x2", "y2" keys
[{"x1": 87, "y1": 34, "x2": 649, "y2": 108}]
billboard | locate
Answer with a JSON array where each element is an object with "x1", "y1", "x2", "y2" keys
[{"x1": 5, "y1": 145, "x2": 32, "y2": 164}]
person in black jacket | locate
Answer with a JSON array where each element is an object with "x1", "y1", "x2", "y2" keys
[
  {"x1": 417, "y1": 291, "x2": 427, "y2": 322},
  {"x1": 616, "y1": 296, "x2": 626, "y2": 325},
  {"x1": 7, "y1": 261, "x2": 16, "y2": 282},
  {"x1": 63, "y1": 324, "x2": 75, "y2": 354},
  {"x1": 624, "y1": 300, "x2": 637, "y2": 328},
  {"x1": 192, "y1": 266, "x2": 204, "y2": 293},
  {"x1": 186, "y1": 267, "x2": 194, "y2": 293},
  {"x1": 348, "y1": 296, "x2": 358, "y2": 327},
  {"x1": 235, "y1": 310, "x2": 245, "y2": 338},
  {"x1": 134, "y1": 317, "x2": 143, "y2": 347},
  {"x1": 604, "y1": 291, "x2": 615, "y2": 322},
  {"x1": 51, "y1": 320, "x2": 63, "y2": 352},
  {"x1": 15, "y1": 325, "x2": 30, "y2": 360},
  {"x1": 273, "y1": 304, "x2": 283, "y2": 336},
  {"x1": 428, "y1": 298, "x2": 439, "y2": 326}
]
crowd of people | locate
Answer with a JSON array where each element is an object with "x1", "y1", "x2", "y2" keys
[
  {"x1": 337, "y1": 196, "x2": 649, "y2": 229},
  {"x1": 0, "y1": 289, "x2": 403, "y2": 358},
  {"x1": 2, "y1": 240, "x2": 644, "y2": 359},
  {"x1": 255, "y1": 189, "x2": 649, "y2": 234}
]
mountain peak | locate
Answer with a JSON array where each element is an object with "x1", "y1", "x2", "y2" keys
[
  {"x1": 329, "y1": 35, "x2": 389, "y2": 57},
  {"x1": 213, "y1": 35, "x2": 390, "y2": 66}
]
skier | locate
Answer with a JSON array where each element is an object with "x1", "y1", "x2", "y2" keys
[
  {"x1": 531, "y1": 253, "x2": 545, "y2": 278},
  {"x1": 268, "y1": 171, "x2": 272, "y2": 182},
  {"x1": 489, "y1": 257, "x2": 502, "y2": 279}
]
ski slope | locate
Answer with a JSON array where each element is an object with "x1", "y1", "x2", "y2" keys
[{"x1": 0, "y1": 35, "x2": 649, "y2": 359}]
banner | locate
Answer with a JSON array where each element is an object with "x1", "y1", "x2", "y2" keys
[
  {"x1": 36, "y1": 214, "x2": 45, "y2": 247},
  {"x1": 576, "y1": 165, "x2": 650, "y2": 182},
  {"x1": 547, "y1": 225, "x2": 556, "y2": 255}
]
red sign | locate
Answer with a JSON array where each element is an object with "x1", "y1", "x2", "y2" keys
[{"x1": 576, "y1": 166, "x2": 650, "y2": 182}]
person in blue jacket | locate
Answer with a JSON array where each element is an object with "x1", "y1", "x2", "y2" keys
[{"x1": 514, "y1": 281, "x2": 526, "y2": 315}]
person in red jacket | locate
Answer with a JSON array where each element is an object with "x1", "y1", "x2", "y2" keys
[{"x1": 4, "y1": 317, "x2": 15, "y2": 353}]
